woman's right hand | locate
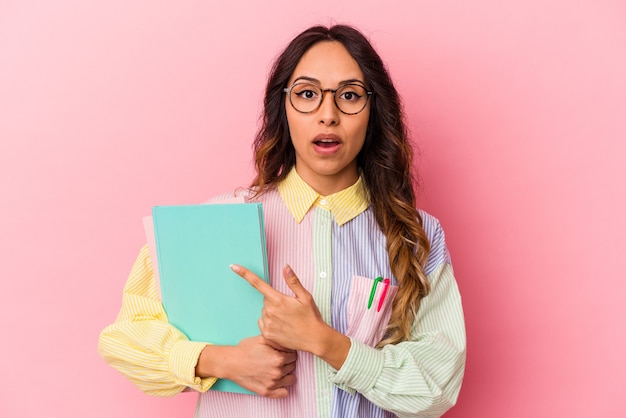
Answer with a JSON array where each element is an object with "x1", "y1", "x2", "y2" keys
[{"x1": 195, "y1": 335, "x2": 297, "y2": 398}]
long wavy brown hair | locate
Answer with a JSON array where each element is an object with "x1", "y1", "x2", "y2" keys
[{"x1": 251, "y1": 25, "x2": 430, "y2": 346}]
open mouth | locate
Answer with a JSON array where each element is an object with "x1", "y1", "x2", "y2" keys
[{"x1": 314, "y1": 139, "x2": 340, "y2": 148}]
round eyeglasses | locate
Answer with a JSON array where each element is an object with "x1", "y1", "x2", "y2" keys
[{"x1": 283, "y1": 82, "x2": 373, "y2": 115}]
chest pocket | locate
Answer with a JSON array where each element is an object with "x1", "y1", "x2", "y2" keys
[{"x1": 346, "y1": 275, "x2": 399, "y2": 347}]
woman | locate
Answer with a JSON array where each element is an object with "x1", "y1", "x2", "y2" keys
[{"x1": 99, "y1": 24, "x2": 466, "y2": 418}]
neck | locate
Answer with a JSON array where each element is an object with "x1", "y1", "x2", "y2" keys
[{"x1": 295, "y1": 166, "x2": 359, "y2": 196}]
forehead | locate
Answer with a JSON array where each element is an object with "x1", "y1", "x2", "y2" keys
[{"x1": 289, "y1": 41, "x2": 365, "y2": 85}]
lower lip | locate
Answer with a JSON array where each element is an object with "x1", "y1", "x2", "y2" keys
[{"x1": 313, "y1": 141, "x2": 341, "y2": 155}]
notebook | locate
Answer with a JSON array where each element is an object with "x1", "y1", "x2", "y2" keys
[{"x1": 150, "y1": 202, "x2": 269, "y2": 395}]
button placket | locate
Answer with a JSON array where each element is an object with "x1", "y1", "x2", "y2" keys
[{"x1": 312, "y1": 206, "x2": 334, "y2": 418}]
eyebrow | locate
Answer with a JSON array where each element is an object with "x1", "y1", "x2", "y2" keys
[{"x1": 292, "y1": 76, "x2": 366, "y2": 87}]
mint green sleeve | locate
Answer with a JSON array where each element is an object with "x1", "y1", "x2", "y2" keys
[{"x1": 330, "y1": 263, "x2": 466, "y2": 418}]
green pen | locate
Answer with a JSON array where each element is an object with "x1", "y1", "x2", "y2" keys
[{"x1": 368, "y1": 276, "x2": 383, "y2": 309}]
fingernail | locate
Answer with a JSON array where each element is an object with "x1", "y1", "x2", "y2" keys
[
  {"x1": 230, "y1": 264, "x2": 241, "y2": 273},
  {"x1": 284, "y1": 264, "x2": 294, "y2": 277}
]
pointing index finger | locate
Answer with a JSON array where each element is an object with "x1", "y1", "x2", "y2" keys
[{"x1": 230, "y1": 264, "x2": 279, "y2": 300}]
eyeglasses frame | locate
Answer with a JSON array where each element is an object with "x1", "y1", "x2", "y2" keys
[{"x1": 283, "y1": 82, "x2": 373, "y2": 115}]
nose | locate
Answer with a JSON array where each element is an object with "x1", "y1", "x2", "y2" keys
[{"x1": 318, "y1": 90, "x2": 339, "y2": 126}]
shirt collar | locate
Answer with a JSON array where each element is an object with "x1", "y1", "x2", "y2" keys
[{"x1": 277, "y1": 167, "x2": 370, "y2": 226}]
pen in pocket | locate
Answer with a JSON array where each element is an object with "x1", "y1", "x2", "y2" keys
[
  {"x1": 367, "y1": 276, "x2": 390, "y2": 312},
  {"x1": 377, "y1": 278, "x2": 390, "y2": 312}
]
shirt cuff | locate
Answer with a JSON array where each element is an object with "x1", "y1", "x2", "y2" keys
[
  {"x1": 330, "y1": 337, "x2": 384, "y2": 394},
  {"x1": 169, "y1": 340, "x2": 217, "y2": 392}
]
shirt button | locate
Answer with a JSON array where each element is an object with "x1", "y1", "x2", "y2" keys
[
  {"x1": 319, "y1": 272, "x2": 327, "y2": 279},
  {"x1": 320, "y1": 198, "x2": 327, "y2": 205}
]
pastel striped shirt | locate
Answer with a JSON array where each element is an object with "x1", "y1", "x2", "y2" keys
[{"x1": 98, "y1": 168, "x2": 466, "y2": 417}]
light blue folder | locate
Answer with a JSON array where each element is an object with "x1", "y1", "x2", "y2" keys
[{"x1": 152, "y1": 203, "x2": 269, "y2": 395}]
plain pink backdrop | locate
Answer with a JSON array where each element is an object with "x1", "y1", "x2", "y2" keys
[{"x1": 1, "y1": 1, "x2": 625, "y2": 417}]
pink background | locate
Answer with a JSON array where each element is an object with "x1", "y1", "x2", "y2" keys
[{"x1": 1, "y1": 1, "x2": 625, "y2": 416}]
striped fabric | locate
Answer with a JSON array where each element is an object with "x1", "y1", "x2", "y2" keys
[
  {"x1": 279, "y1": 168, "x2": 370, "y2": 226},
  {"x1": 98, "y1": 245, "x2": 217, "y2": 396},
  {"x1": 98, "y1": 168, "x2": 466, "y2": 418}
]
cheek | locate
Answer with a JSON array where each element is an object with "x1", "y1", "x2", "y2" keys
[
  {"x1": 353, "y1": 113, "x2": 370, "y2": 143},
  {"x1": 285, "y1": 108, "x2": 309, "y2": 142},
  {"x1": 285, "y1": 109, "x2": 297, "y2": 139}
]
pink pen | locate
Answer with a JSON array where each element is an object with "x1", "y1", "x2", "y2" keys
[{"x1": 377, "y1": 278, "x2": 390, "y2": 312}]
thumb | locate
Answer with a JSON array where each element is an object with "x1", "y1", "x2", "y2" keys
[{"x1": 282, "y1": 264, "x2": 308, "y2": 299}]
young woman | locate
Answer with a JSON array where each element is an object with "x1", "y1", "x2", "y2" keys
[{"x1": 99, "y1": 24, "x2": 466, "y2": 418}]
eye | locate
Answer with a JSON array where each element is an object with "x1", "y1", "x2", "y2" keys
[
  {"x1": 292, "y1": 83, "x2": 320, "y2": 101},
  {"x1": 340, "y1": 91, "x2": 361, "y2": 101},
  {"x1": 337, "y1": 85, "x2": 365, "y2": 102},
  {"x1": 299, "y1": 90, "x2": 317, "y2": 100}
]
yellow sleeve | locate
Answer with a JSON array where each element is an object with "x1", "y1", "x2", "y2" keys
[{"x1": 98, "y1": 245, "x2": 217, "y2": 397}]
